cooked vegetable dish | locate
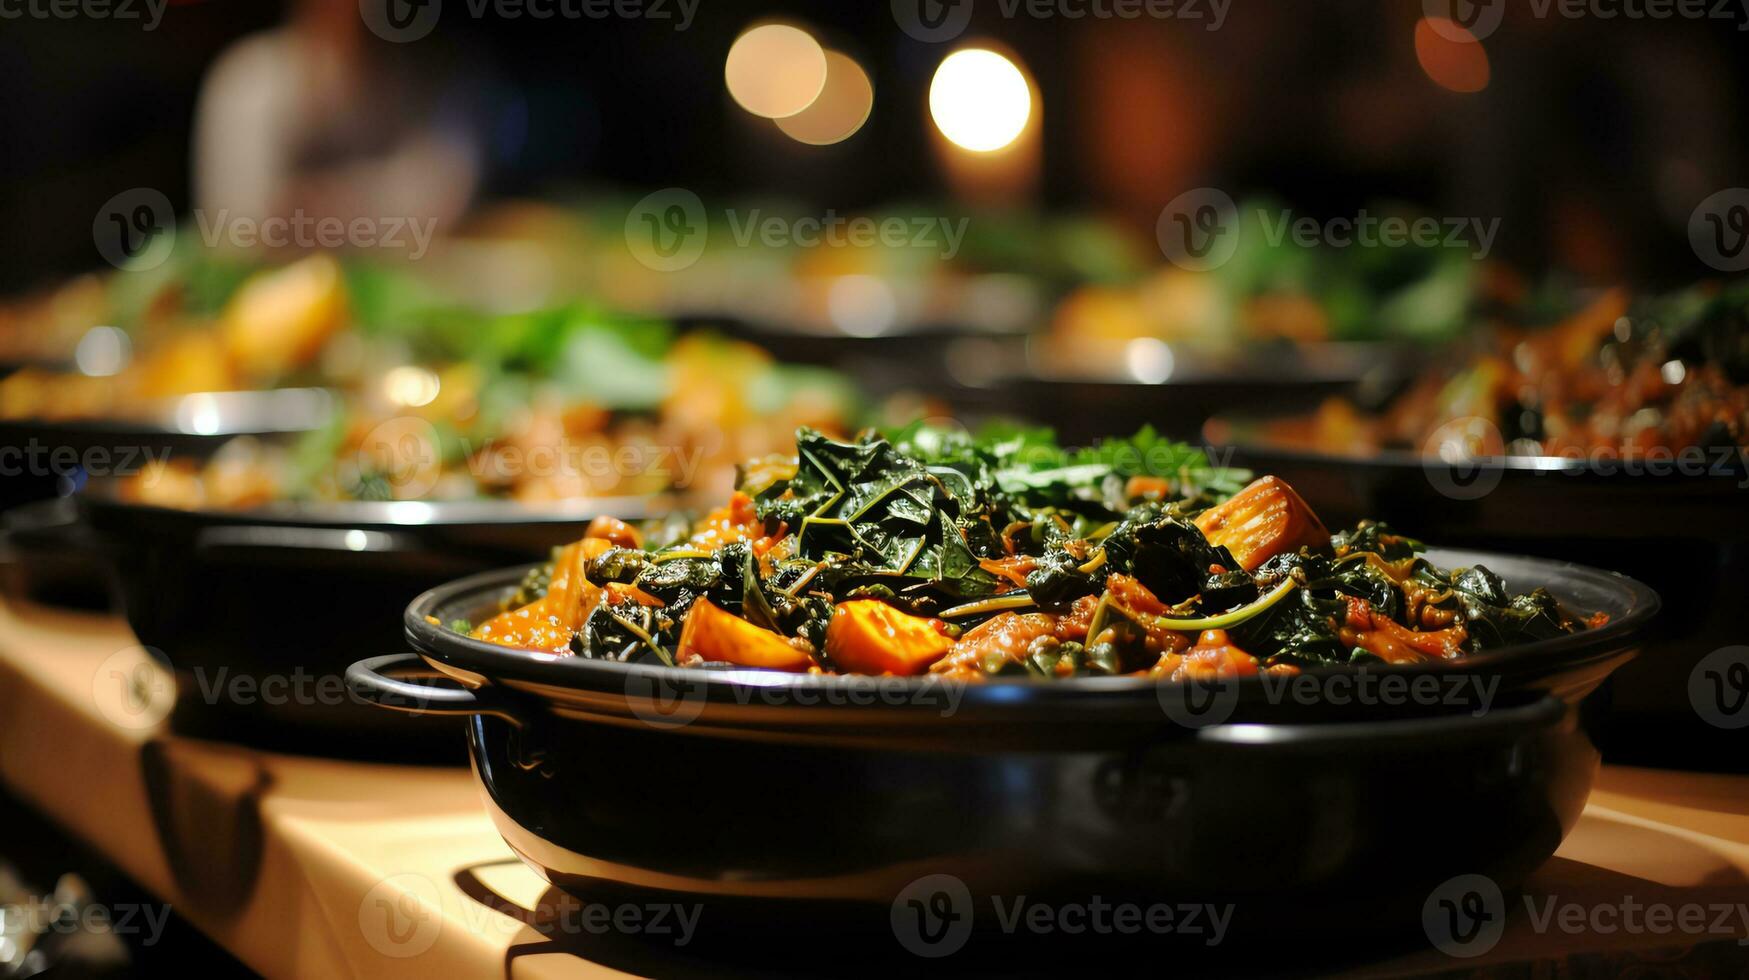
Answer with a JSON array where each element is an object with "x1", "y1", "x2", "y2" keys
[
  {"x1": 1263, "y1": 281, "x2": 1749, "y2": 460},
  {"x1": 464, "y1": 426, "x2": 1601, "y2": 678}
]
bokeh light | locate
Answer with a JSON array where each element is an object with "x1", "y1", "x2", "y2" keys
[
  {"x1": 725, "y1": 23, "x2": 829, "y2": 120},
  {"x1": 383, "y1": 365, "x2": 441, "y2": 408},
  {"x1": 929, "y1": 48, "x2": 1033, "y2": 153},
  {"x1": 827, "y1": 275, "x2": 898, "y2": 337},
  {"x1": 74, "y1": 325, "x2": 131, "y2": 377},
  {"x1": 1415, "y1": 18, "x2": 1490, "y2": 94},
  {"x1": 775, "y1": 51, "x2": 875, "y2": 146}
]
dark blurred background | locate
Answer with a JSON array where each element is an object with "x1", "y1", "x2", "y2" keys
[{"x1": 1, "y1": 0, "x2": 1745, "y2": 292}]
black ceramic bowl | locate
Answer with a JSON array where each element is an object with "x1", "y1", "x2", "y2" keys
[
  {"x1": 350, "y1": 548, "x2": 1656, "y2": 945},
  {"x1": 0, "y1": 387, "x2": 334, "y2": 511},
  {"x1": 972, "y1": 340, "x2": 1411, "y2": 445},
  {"x1": 83, "y1": 487, "x2": 675, "y2": 760},
  {"x1": 1206, "y1": 415, "x2": 1749, "y2": 772}
]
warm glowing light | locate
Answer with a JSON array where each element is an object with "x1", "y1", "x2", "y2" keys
[
  {"x1": 827, "y1": 275, "x2": 898, "y2": 337},
  {"x1": 775, "y1": 51, "x2": 874, "y2": 146},
  {"x1": 74, "y1": 325, "x2": 131, "y2": 377},
  {"x1": 383, "y1": 365, "x2": 441, "y2": 408},
  {"x1": 1124, "y1": 338, "x2": 1174, "y2": 384},
  {"x1": 178, "y1": 394, "x2": 222, "y2": 435},
  {"x1": 929, "y1": 48, "x2": 1032, "y2": 153},
  {"x1": 1415, "y1": 18, "x2": 1490, "y2": 94},
  {"x1": 725, "y1": 23, "x2": 829, "y2": 119}
]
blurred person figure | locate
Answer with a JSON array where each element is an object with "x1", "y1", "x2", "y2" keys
[{"x1": 193, "y1": 0, "x2": 485, "y2": 250}]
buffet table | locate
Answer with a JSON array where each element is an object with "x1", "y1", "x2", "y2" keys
[{"x1": 2, "y1": 597, "x2": 1746, "y2": 978}]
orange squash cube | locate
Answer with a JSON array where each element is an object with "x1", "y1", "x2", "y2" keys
[
  {"x1": 677, "y1": 597, "x2": 814, "y2": 672},
  {"x1": 824, "y1": 600, "x2": 954, "y2": 676},
  {"x1": 1193, "y1": 476, "x2": 1329, "y2": 571}
]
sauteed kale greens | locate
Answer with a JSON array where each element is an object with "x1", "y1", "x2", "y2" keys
[{"x1": 467, "y1": 426, "x2": 1599, "y2": 678}]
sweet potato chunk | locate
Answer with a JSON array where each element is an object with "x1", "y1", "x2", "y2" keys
[
  {"x1": 1193, "y1": 476, "x2": 1329, "y2": 571},
  {"x1": 824, "y1": 600, "x2": 954, "y2": 676},
  {"x1": 584, "y1": 515, "x2": 642, "y2": 549},
  {"x1": 933, "y1": 611, "x2": 1059, "y2": 677},
  {"x1": 221, "y1": 254, "x2": 347, "y2": 379},
  {"x1": 473, "y1": 540, "x2": 602, "y2": 653},
  {"x1": 677, "y1": 598, "x2": 813, "y2": 672}
]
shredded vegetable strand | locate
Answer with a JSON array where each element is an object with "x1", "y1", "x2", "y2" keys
[
  {"x1": 1136, "y1": 575, "x2": 1300, "y2": 632},
  {"x1": 938, "y1": 593, "x2": 1039, "y2": 619}
]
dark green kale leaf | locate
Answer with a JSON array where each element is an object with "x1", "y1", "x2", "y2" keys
[
  {"x1": 888, "y1": 421, "x2": 1247, "y2": 518},
  {"x1": 755, "y1": 429, "x2": 1001, "y2": 604},
  {"x1": 1229, "y1": 586, "x2": 1350, "y2": 666},
  {"x1": 585, "y1": 547, "x2": 648, "y2": 586},
  {"x1": 1332, "y1": 521, "x2": 1423, "y2": 561},
  {"x1": 1439, "y1": 564, "x2": 1572, "y2": 648},
  {"x1": 576, "y1": 600, "x2": 674, "y2": 665},
  {"x1": 1025, "y1": 548, "x2": 1099, "y2": 607},
  {"x1": 908, "y1": 508, "x2": 1001, "y2": 597},
  {"x1": 1102, "y1": 512, "x2": 1236, "y2": 606},
  {"x1": 632, "y1": 553, "x2": 725, "y2": 623}
]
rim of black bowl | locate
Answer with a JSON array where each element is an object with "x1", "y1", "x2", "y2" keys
[
  {"x1": 81, "y1": 480, "x2": 682, "y2": 530},
  {"x1": 0, "y1": 387, "x2": 338, "y2": 440},
  {"x1": 401, "y1": 547, "x2": 1659, "y2": 718},
  {"x1": 1205, "y1": 412, "x2": 1749, "y2": 480}
]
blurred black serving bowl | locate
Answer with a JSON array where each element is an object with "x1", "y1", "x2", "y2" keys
[
  {"x1": 1208, "y1": 413, "x2": 1749, "y2": 773},
  {"x1": 0, "y1": 387, "x2": 335, "y2": 513},
  {"x1": 349, "y1": 548, "x2": 1655, "y2": 943},
  {"x1": 971, "y1": 339, "x2": 1414, "y2": 444},
  {"x1": 83, "y1": 484, "x2": 675, "y2": 762},
  {"x1": 0, "y1": 388, "x2": 338, "y2": 607}
]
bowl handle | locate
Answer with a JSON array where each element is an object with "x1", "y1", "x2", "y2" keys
[{"x1": 346, "y1": 653, "x2": 516, "y2": 721}]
